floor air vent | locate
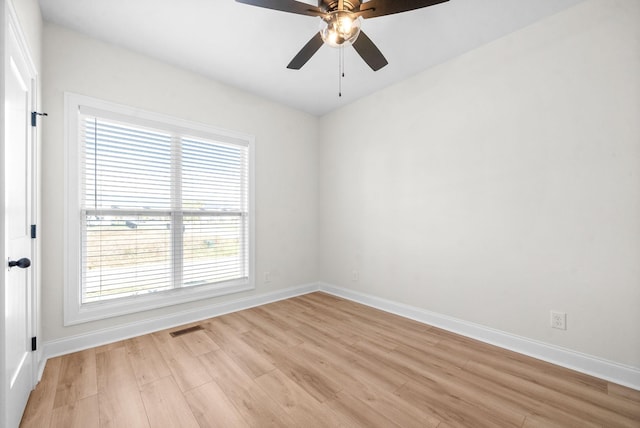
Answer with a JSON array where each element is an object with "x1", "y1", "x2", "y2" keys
[{"x1": 169, "y1": 325, "x2": 204, "y2": 337}]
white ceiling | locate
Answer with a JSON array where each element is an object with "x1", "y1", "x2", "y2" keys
[{"x1": 38, "y1": 0, "x2": 584, "y2": 116}]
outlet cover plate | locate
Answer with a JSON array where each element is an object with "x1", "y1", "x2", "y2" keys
[{"x1": 550, "y1": 311, "x2": 567, "y2": 330}]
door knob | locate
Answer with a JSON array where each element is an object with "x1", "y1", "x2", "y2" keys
[{"x1": 8, "y1": 257, "x2": 31, "y2": 269}]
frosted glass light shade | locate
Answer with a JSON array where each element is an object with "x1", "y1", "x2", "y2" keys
[{"x1": 320, "y1": 11, "x2": 361, "y2": 48}]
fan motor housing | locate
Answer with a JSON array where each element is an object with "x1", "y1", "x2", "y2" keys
[{"x1": 320, "y1": 0, "x2": 361, "y2": 13}]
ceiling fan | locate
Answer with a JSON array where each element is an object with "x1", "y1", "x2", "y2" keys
[{"x1": 236, "y1": 0, "x2": 450, "y2": 71}]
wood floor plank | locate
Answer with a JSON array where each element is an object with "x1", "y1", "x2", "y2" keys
[
  {"x1": 199, "y1": 350, "x2": 296, "y2": 427},
  {"x1": 609, "y1": 382, "x2": 640, "y2": 403},
  {"x1": 437, "y1": 332, "x2": 609, "y2": 394},
  {"x1": 466, "y1": 358, "x2": 640, "y2": 423},
  {"x1": 125, "y1": 335, "x2": 172, "y2": 388},
  {"x1": 393, "y1": 349, "x2": 528, "y2": 427},
  {"x1": 296, "y1": 339, "x2": 440, "y2": 428},
  {"x1": 203, "y1": 318, "x2": 276, "y2": 378},
  {"x1": 295, "y1": 328, "x2": 410, "y2": 393},
  {"x1": 239, "y1": 329, "x2": 286, "y2": 366},
  {"x1": 20, "y1": 356, "x2": 62, "y2": 428},
  {"x1": 351, "y1": 388, "x2": 442, "y2": 428},
  {"x1": 256, "y1": 301, "x2": 305, "y2": 329},
  {"x1": 216, "y1": 311, "x2": 255, "y2": 333},
  {"x1": 139, "y1": 376, "x2": 199, "y2": 428},
  {"x1": 240, "y1": 329, "x2": 343, "y2": 402},
  {"x1": 283, "y1": 309, "x2": 360, "y2": 347},
  {"x1": 299, "y1": 340, "x2": 407, "y2": 395},
  {"x1": 247, "y1": 305, "x2": 303, "y2": 334},
  {"x1": 397, "y1": 338, "x2": 469, "y2": 370},
  {"x1": 96, "y1": 347, "x2": 150, "y2": 428},
  {"x1": 199, "y1": 349, "x2": 263, "y2": 393},
  {"x1": 151, "y1": 328, "x2": 212, "y2": 392},
  {"x1": 392, "y1": 338, "x2": 603, "y2": 428},
  {"x1": 22, "y1": 292, "x2": 639, "y2": 427},
  {"x1": 319, "y1": 312, "x2": 410, "y2": 352},
  {"x1": 352, "y1": 336, "x2": 528, "y2": 427},
  {"x1": 466, "y1": 359, "x2": 640, "y2": 427},
  {"x1": 288, "y1": 315, "x2": 361, "y2": 349},
  {"x1": 304, "y1": 293, "x2": 442, "y2": 348},
  {"x1": 254, "y1": 369, "x2": 351, "y2": 427},
  {"x1": 329, "y1": 294, "x2": 435, "y2": 335},
  {"x1": 326, "y1": 390, "x2": 402, "y2": 428},
  {"x1": 179, "y1": 329, "x2": 220, "y2": 356},
  {"x1": 397, "y1": 378, "x2": 523, "y2": 428},
  {"x1": 184, "y1": 381, "x2": 248, "y2": 428},
  {"x1": 520, "y1": 411, "x2": 600, "y2": 428},
  {"x1": 285, "y1": 342, "x2": 365, "y2": 395},
  {"x1": 49, "y1": 395, "x2": 99, "y2": 428},
  {"x1": 53, "y1": 348, "x2": 98, "y2": 409},
  {"x1": 455, "y1": 360, "x2": 603, "y2": 427},
  {"x1": 277, "y1": 294, "x2": 318, "y2": 311},
  {"x1": 236, "y1": 307, "x2": 305, "y2": 347},
  {"x1": 301, "y1": 341, "x2": 440, "y2": 428}
]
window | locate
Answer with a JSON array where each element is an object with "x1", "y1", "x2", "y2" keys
[{"x1": 65, "y1": 93, "x2": 254, "y2": 325}]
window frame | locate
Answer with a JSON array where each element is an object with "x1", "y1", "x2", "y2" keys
[{"x1": 64, "y1": 93, "x2": 255, "y2": 325}]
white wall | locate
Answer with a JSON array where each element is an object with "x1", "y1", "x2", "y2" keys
[
  {"x1": 319, "y1": 0, "x2": 640, "y2": 368},
  {"x1": 41, "y1": 24, "x2": 319, "y2": 341}
]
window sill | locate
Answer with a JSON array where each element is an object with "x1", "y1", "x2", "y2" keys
[{"x1": 64, "y1": 279, "x2": 254, "y2": 326}]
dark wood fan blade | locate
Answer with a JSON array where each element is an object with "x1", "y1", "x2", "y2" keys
[
  {"x1": 352, "y1": 30, "x2": 388, "y2": 71},
  {"x1": 287, "y1": 32, "x2": 324, "y2": 69},
  {"x1": 236, "y1": 0, "x2": 325, "y2": 17},
  {"x1": 358, "y1": 0, "x2": 448, "y2": 19}
]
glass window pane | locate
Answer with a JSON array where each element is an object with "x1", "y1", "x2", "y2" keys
[
  {"x1": 182, "y1": 215, "x2": 246, "y2": 287},
  {"x1": 82, "y1": 214, "x2": 172, "y2": 303}
]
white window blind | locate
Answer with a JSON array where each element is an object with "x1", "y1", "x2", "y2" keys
[{"x1": 75, "y1": 102, "x2": 251, "y2": 310}]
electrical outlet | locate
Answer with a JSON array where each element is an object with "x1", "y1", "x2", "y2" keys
[
  {"x1": 351, "y1": 270, "x2": 359, "y2": 281},
  {"x1": 264, "y1": 271, "x2": 271, "y2": 284},
  {"x1": 550, "y1": 311, "x2": 567, "y2": 330}
]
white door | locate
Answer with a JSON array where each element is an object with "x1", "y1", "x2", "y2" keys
[{"x1": 3, "y1": 9, "x2": 36, "y2": 428}]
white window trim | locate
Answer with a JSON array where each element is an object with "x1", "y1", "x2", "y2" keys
[{"x1": 64, "y1": 93, "x2": 255, "y2": 325}]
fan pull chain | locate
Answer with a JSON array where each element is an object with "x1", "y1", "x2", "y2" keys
[{"x1": 338, "y1": 46, "x2": 345, "y2": 97}]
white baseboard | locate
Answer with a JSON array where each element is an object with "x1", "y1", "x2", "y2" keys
[
  {"x1": 39, "y1": 281, "x2": 640, "y2": 391},
  {"x1": 318, "y1": 282, "x2": 640, "y2": 391},
  {"x1": 39, "y1": 282, "x2": 319, "y2": 378}
]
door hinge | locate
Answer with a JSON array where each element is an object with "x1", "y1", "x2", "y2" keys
[
  {"x1": 31, "y1": 224, "x2": 37, "y2": 239},
  {"x1": 31, "y1": 111, "x2": 48, "y2": 127},
  {"x1": 31, "y1": 337, "x2": 37, "y2": 351}
]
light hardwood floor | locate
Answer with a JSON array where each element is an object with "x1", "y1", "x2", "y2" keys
[{"x1": 20, "y1": 292, "x2": 640, "y2": 427}]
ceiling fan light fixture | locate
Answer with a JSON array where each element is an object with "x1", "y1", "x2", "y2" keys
[{"x1": 320, "y1": 11, "x2": 361, "y2": 48}]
